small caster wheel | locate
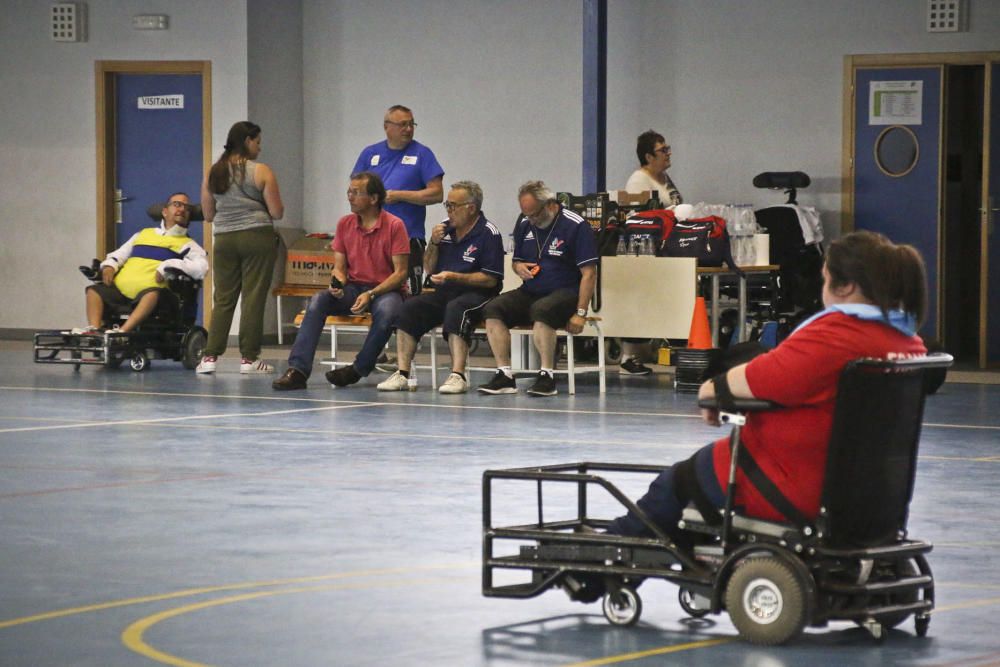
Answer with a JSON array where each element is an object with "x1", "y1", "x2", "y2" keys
[
  {"x1": 678, "y1": 588, "x2": 711, "y2": 618},
  {"x1": 129, "y1": 351, "x2": 149, "y2": 372},
  {"x1": 602, "y1": 586, "x2": 641, "y2": 627},
  {"x1": 915, "y1": 615, "x2": 930, "y2": 637}
]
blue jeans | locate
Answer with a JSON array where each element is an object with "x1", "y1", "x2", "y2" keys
[
  {"x1": 607, "y1": 444, "x2": 725, "y2": 537},
  {"x1": 287, "y1": 283, "x2": 402, "y2": 379}
]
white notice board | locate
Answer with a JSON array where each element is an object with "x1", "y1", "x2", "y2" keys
[{"x1": 869, "y1": 81, "x2": 922, "y2": 125}]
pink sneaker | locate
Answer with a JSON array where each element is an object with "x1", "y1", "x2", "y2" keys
[{"x1": 196, "y1": 355, "x2": 218, "y2": 374}]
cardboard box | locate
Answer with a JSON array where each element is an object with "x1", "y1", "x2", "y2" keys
[
  {"x1": 613, "y1": 190, "x2": 651, "y2": 206},
  {"x1": 285, "y1": 234, "x2": 336, "y2": 286}
]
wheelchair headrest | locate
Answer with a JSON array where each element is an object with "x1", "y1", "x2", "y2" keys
[
  {"x1": 147, "y1": 202, "x2": 205, "y2": 222},
  {"x1": 752, "y1": 172, "x2": 811, "y2": 190}
]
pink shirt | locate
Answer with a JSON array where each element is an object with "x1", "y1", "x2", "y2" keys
[{"x1": 331, "y1": 210, "x2": 410, "y2": 287}]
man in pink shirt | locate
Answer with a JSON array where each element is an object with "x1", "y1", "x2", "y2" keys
[{"x1": 273, "y1": 172, "x2": 410, "y2": 390}]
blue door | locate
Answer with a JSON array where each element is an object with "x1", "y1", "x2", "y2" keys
[
  {"x1": 985, "y1": 63, "x2": 1000, "y2": 365},
  {"x1": 853, "y1": 67, "x2": 942, "y2": 339},
  {"x1": 115, "y1": 73, "x2": 204, "y2": 318}
]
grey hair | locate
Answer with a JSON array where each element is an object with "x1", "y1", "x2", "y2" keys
[
  {"x1": 450, "y1": 180, "x2": 483, "y2": 211},
  {"x1": 517, "y1": 180, "x2": 556, "y2": 204}
]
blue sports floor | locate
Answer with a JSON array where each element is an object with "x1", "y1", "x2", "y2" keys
[{"x1": 1, "y1": 340, "x2": 998, "y2": 666}]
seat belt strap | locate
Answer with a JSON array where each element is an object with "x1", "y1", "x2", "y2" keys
[{"x1": 736, "y1": 443, "x2": 811, "y2": 528}]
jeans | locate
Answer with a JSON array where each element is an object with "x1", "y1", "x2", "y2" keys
[
  {"x1": 607, "y1": 444, "x2": 725, "y2": 537},
  {"x1": 287, "y1": 283, "x2": 402, "y2": 379}
]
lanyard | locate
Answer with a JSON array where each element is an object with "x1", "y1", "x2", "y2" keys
[{"x1": 532, "y1": 218, "x2": 558, "y2": 261}]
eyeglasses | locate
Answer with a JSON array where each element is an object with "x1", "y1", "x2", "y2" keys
[
  {"x1": 166, "y1": 201, "x2": 190, "y2": 209},
  {"x1": 346, "y1": 189, "x2": 370, "y2": 198},
  {"x1": 385, "y1": 120, "x2": 418, "y2": 129},
  {"x1": 444, "y1": 201, "x2": 472, "y2": 212},
  {"x1": 654, "y1": 146, "x2": 672, "y2": 155},
  {"x1": 524, "y1": 204, "x2": 551, "y2": 222}
]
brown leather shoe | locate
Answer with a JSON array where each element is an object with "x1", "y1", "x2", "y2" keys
[{"x1": 272, "y1": 368, "x2": 307, "y2": 391}]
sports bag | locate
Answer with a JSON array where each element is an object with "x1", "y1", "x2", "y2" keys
[{"x1": 662, "y1": 215, "x2": 740, "y2": 271}]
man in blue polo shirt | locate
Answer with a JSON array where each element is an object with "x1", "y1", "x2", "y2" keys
[
  {"x1": 352, "y1": 104, "x2": 445, "y2": 242},
  {"x1": 377, "y1": 180, "x2": 504, "y2": 395},
  {"x1": 478, "y1": 180, "x2": 599, "y2": 397}
]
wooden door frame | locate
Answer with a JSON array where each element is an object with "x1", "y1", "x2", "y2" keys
[
  {"x1": 843, "y1": 51, "x2": 1000, "y2": 366},
  {"x1": 95, "y1": 60, "x2": 213, "y2": 322}
]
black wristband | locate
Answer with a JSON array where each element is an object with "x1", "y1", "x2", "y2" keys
[{"x1": 711, "y1": 372, "x2": 737, "y2": 413}]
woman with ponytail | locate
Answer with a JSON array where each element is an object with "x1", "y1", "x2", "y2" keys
[
  {"x1": 197, "y1": 121, "x2": 284, "y2": 374},
  {"x1": 608, "y1": 231, "x2": 929, "y2": 539}
]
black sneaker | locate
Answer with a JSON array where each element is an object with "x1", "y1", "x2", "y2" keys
[
  {"x1": 326, "y1": 365, "x2": 361, "y2": 387},
  {"x1": 272, "y1": 367, "x2": 307, "y2": 391},
  {"x1": 477, "y1": 370, "x2": 517, "y2": 394},
  {"x1": 620, "y1": 357, "x2": 652, "y2": 376},
  {"x1": 527, "y1": 371, "x2": 557, "y2": 396}
]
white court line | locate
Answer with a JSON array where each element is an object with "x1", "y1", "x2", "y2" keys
[
  {"x1": 0, "y1": 385, "x2": 696, "y2": 419},
  {"x1": 2, "y1": 384, "x2": 998, "y2": 429},
  {"x1": 0, "y1": 403, "x2": 381, "y2": 434}
]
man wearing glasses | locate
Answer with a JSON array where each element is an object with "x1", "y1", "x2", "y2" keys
[
  {"x1": 272, "y1": 172, "x2": 409, "y2": 391},
  {"x1": 75, "y1": 192, "x2": 208, "y2": 334},
  {"x1": 352, "y1": 104, "x2": 444, "y2": 242},
  {"x1": 477, "y1": 181, "x2": 599, "y2": 397},
  {"x1": 377, "y1": 181, "x2": 504, "y2": 395}
]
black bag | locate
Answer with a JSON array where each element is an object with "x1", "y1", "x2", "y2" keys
[{"x1": 662, "y1": 215, "x2": 740, "y2": 272}]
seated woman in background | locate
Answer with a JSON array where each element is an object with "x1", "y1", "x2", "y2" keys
[
  {"x1": 608, "y1": 230, "x2": 928, "y2": 538},
  {"x1": 620, "y1": 130, "x2": 684, "y2": 375}
]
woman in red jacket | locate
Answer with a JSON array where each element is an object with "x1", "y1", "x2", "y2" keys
[{"x1": 609, "y1": 230, "x2": 928, "y2": 537}]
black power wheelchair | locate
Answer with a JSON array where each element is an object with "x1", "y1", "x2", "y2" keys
[
  {"x1": 483, "y1": 353, "x2": 952, "y2": 645},
  {"x1": 33, "y1": 204, "x2": 207, "y2": 372}
]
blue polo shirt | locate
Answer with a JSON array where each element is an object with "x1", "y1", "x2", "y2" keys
[
  {"x1": 434, "y1": 212, "x2": 505, "y2": 296},
  {"x1": 513, "y1": 206, "x2": 599, "y2": 296},
  {"x1": 352, "y1": 139, "x2": 444, "y2": 240}
]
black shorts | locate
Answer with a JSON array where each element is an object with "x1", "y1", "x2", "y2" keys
[
  {"x1": 395, "y1": 289, "x2": 493, "y2": 341},
  {"x1": 482, "y1": 287, "x2": 577, "y2": 330},
  {"x1": 86, "y1": 283, "x2": 168, "y2": 318}
]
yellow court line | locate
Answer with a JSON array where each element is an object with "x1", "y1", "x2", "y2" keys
[
  {"x1": 0, "y1": 403, "x2": 381, "y2": 434},
  {"x1": 934, "y1": 595, "x2": 1000, "y2": 613},
  {"x1": 0, "y1": 563, "x2": 474, "y2": 630},
  {"x1": 121, "y1": 576, "x2": 456, "y2": 667},
  {"x1": 562, "y1": 638, "x2": 732, "y2": 667}
]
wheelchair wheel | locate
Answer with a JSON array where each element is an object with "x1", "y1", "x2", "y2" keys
[
  {"x1": 678, "y1": 588, "x2": 711, "y2": 619},
  {"x1": 602, "y1": 585, "x2": 641, "y2": 627},
  {"x1": 858, "y1": 558, "x2": 921, "y2": 631},
  {"x1": 181, "y1": 327, "x2": 208, "y2": 370},
  {"x1": 725, "y1": 556, "x2": 808, "y2": 645},
  {"x1": 606, "y1": 338, "x2": 623, "y2": 365},
  {"x1": 129, "y1": 351, "x2": 149, "y2": 372}
]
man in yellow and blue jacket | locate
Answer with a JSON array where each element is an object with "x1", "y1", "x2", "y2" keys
[{"x1": 78, "y1": 193, "x2": 209, "y2": 333}]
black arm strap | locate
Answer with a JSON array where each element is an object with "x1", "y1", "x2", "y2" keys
[
  {"x1": 711, "y1": 373, "x2": 737, "y2": 413},
  {"x1": 736, "y1": 444, "x2": 810, "y2": 528}
]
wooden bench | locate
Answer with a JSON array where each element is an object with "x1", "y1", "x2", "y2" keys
[
  {"x1": 293, "y1": 312, "x2": 606, "y2": 394},
  {"x1": 272, "y1": 284, "x2": 323, "y2": 345}
]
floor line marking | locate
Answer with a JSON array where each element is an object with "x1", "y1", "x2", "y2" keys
[
  {"x1": 934, "y1": 595, "x2": 1000, "y2": 613},
  {"x1": 5, "y1": 384, "x2": 1000, "y2": 428},
  {"x1": 561, "y1": 638, "x2": 733, "y2": 666},
  {"x1": 120, "y1": 576, "x2": 458, "y2": 667},
  {"x1": 0, "y1": 473, "x2": 229, "y2": 499},
  {"x1": 0, "y1": 562, "x2": 476, "y2": 630},
  {"x1": 0, "y1": 403, "x2": 381, "y2": 434}
]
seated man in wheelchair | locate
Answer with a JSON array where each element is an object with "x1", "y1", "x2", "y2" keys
[
  {"x1": 608, "y1": 230, "x2": 928, "y2": 539},
  {"x1": 75, "y1": 192, "x2": 208, "y2": 334}
]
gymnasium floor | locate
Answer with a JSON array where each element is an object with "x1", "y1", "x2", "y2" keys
[{"x1": 1, "y1": 339, "x2": 998, "y2": 667}]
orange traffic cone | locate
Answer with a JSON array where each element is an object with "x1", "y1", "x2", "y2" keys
[{"x1": 687, "y1": 296, "x2": 712, "y2": 349}]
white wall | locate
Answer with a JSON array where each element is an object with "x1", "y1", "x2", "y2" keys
[
  {"x1": 302, "y1": 0, "x2": 583, "y2": 236},
  {"x1": 621, "y1": 0, "x2": 1000, "y2": 240},
  {"x1": 0, "y1": 0, "x2": 249, "y2": 330},
  {"x1": 3, "y1": 0, "x2": 1000, "y2": 332}
]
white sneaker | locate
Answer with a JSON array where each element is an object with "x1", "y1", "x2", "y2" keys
[
  {"x1": 241, "y1": 358, "x2": 275, "y2": 374},
  {"x1": 196, "y1": 355, "x2": 217, "y2": 374},
  {"x1": 70, "y1": 325, "x2": 102, "y2": 335},
  {"x1": 438, "y1": 372, "x2": 468, "y2": 394},
  {"x1": 377, "y1": 370, "x2": 415, "y2": 392}
]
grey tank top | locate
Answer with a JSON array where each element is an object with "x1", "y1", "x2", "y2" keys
[{"x1": 211, "y1": 160, "x2": 273, "y2": 234}]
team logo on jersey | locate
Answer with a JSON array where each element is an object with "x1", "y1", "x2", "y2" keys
[
  {"x1": 523, "y1": 230, "x2": 534, "y2": 241},
  {"x1": 462, "y1": 244, "x2": 478, "y2": 263},
  {"x1": 547, "y1": 238, "x2": 565, "y2": 256},
  {"x1": 370, "y1": 155, "x2": 380, "y2": 166}
]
